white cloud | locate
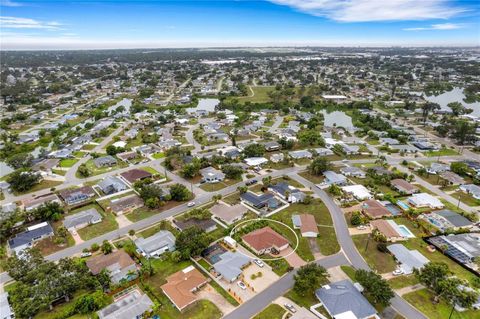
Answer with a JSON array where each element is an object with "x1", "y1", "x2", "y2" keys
[
  {"x1": 269, "y1": 0, "x2": 466, "y2": 22},
  {"x1": 0, "y1": 16, "x2": 63, "y2": 30},
  {"x1": 0, "y1": 0, "x2": 24, "y2": 7},
  {"x1": 403, "y1": 23, "x2": 465, "y2": 31}
]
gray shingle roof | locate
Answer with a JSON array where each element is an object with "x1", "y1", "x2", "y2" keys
[
  {"x1": 213, "y1": 252, "x2": 250, "y2": 282},
  {"x1": 435, "y1": 210, "x2": 472, "y2": 228},
  {"x1": 134, "y1": 230, "x2": 175, "y2": 255},
  {"x1": 63, "y1": 208, "x2": 102, "y2": 229},
  {"x1": 315, "y1": 279, "x2": 377, "y2": 319}
]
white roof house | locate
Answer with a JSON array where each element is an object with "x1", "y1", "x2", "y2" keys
[
  {"x1": 407, "y1": 193, "x2": 444, "y2": 209},
  {"x1": 342, "y1": 185, "x2": 372, "y2": 200},
  {"x1": 244, "y1": 157, "x2": 268, "y2": 167},
  {"x1": 387, "y1": 244, "x2": 429, "y2": 275}
]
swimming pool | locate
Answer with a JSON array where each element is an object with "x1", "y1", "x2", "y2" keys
[
  {"x1": 396, "y1": 201, "x2": 410, "y2": 210},
  {"x1": 397, "y1": 225, "x2": 415, "y2": 238}
]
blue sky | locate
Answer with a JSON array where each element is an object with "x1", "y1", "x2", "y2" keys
[{"x1": 1, "y1": 0, "x2": 479, "y2": 49}]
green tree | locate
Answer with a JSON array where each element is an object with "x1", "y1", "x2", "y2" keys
[
  {"x1": 421, "y1": 102, "x2": 440, "y2": 124},
  {"x1": 308, "y1": 157, "x2": 331, "y2": 175},
  {"x1": 169, "y1": 183, "x2": 191, "y2": 201},
  {"x1": 222, "y1": 165, "x2": 243, "y2": 180},
  {"x1": 350, "y1": 211, "x2": 363, "y2": 226},
  {"x1": 243, "y1": 143, "x2": 265, "y2": 157},
  {"x1": 30, "y1": 202, "x2": 64, "y2": 221},
  {"x1": 355, "y1": 269, "x2": 394, "y2": 306},
  {"x1": 293, "y1": 263, "x2": 329, "y2": 297},
  {"x1": 7, "y1": 170, "x2": 41, "y2": 192},
  {"x1": 77, "y1": 163, "x2": 91, "y2": 177},
  {"x1": 175, "y1": 226, "x2": 210, "y2": 260},
  {"x1": 101, "y1": 240, "x2": 113, "y2": 254},
  {"x1": 298, "y1": 129, "x2": 324, "y2": 146}
]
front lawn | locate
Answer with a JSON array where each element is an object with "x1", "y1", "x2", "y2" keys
[
  {"x1": 450, "y1": 191, "x2": 480, "y2": 207},
  {"x1": 253, "y1": 304, "x2": 286, "y2": 319},
  {"x1": 425, "y1": 148, "x2": 459, "y2": 157},
  {"x1": 126, "y1": 201, "x2": 183, "y2": 222},
  {"x1": 152, "y1": 152, "x2": 165, "y2": 159},
  {"x1": 77, "y1": 158, "x2": 128, "y2": 177},
  {"x1": 200, "y1": 178, "x2": 241, "y2": 192},
  {"x1": 14, "y1": 180, "x2": 63, "y2": 195},
  {"x1": 298, "y1": 171, "x2": 325, "y2": 184},
  {"x1": 388, "y1": 275, "x2": 420, "y2": 290},
  {"x1": 352, "y1": 234, "x2": 397, "y2": 273},
  {"x1": 59, "y1": 158, "x2": 79, "y2": 168},
  {"x1": 403, "y1": 289, "x2": 479, "y2": 319},
  {"x1": 75, "y1": 204, "x2": 119, "y2": 241}
]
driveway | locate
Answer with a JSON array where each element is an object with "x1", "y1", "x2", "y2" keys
[
  {"x1": 274, "y1": 296, "x2": 317, "y2": 319},
  {"x1": 197, "y1": 283, "x2": 235, "y2": 315},
  {"x1": 243, "y1": 263, "x2": 279, "y2": 293},
  {"x1": 278, "y1": 248, "x2": 306, "y2": 268}
]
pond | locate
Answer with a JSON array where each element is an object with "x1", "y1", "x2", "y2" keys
[
  {"x1": 424, "y1": 87, "x2": 480, "y2": 116},
  {"x1": 321, "y1": 110, "x2": 354, "y2": 132},
  {"x1": 186, "y1": 98, "x2": 220, "y2": 113}
]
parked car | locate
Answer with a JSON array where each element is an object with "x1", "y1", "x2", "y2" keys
[
  {"x1": 237, "y1": 281, "x2": 247, "y2": 290},
  {"x1": 357, "y1": 225, "x2": 367, "y2": 230},
  {"x1": 284, "y1": 303, "x2": 297, "y2": 313},
  {"x1": 393, "y1": 268, "x2": 404, "y2": 276},
  {"x1": 246, "y1": 179, "x2": 258, "y2": 186},
  {"x1": 80, "y1": 252, "x2": 92, "y2": 258},
  {"x1": 187, "y1": 201, "x2": 196, "y2": 207},
  {"x1": 253, "y1": 259, "x2": 264, "y2": 267}
]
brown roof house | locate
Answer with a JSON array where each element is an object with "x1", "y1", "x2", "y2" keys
[
  {"x1": 292, "y1": 214, "x2": 318, "y2": 237},
  {"x1": 109, "y1": 195, "x2": 144, "y2": 215},
  {"x1": 371, "y1": 220, "x2": 408, "y2": 242},
  {"x1": 86, "y1": 250, "x2": 138, "y2": 284},
  {"x1": 210, "y1": 203, "x2": 247, "y2": 225},
  {"x1": 391, "y1": 179, "x2": 418, "y2": 195},
  {"x1": 242, "y1": 226, "x2": 289, "y2": 255},
  {"x1": 161, "y1": 265, "x2": 209, "y2": 311},
  {"x1": 120, "y1": 168, "x2": 152, "y2": 184},
  {"x1": 361, "y1": 200, "x2": 392, "y2": 219}
]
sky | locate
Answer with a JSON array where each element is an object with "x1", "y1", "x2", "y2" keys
[{"x1": 0, "y1": 0, "x2": 479, "y2": 50}]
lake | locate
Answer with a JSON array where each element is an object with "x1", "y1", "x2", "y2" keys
[
  {"x1": 321, "y1": 110, "x2": 354, "y2": 132},
  {"x1": 187, "y1": 98, "x2": 220, "y2": 113},
  {"x1": 424, "y1": 87, "x2": 480, "y2": 116}
]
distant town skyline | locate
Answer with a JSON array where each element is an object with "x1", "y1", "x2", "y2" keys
[{"x1": 1, "y1": 0, "x2": 479, "y2": 50}]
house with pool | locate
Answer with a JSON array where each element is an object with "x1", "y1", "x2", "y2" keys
[{"x1": 370, "y1": 220, "x2": 415, "y2": 242}]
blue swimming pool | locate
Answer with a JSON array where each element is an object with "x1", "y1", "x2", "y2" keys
[
  {"x1": 397, "y1": 225, "x2": 415, "y2": 238},
  {"x1": 397, "y1": 201, "x2": 410, "y2": 210}
]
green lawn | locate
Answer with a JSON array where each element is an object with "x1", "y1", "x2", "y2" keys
[
  {"x1": 425, "y1": 148, "x2": 459, "y2": 157},
  {"x1": 126, "y1": 201, "x2": 183, "y2": 222},
  {"x1": 139, "y1": 166, "x2": 161, "y2": 175},
  {"x1": 230, "y1": 86, "x2": 275, "y2": 104},
  {"x1": 388, "y1": 275, "x2": 419, "y2": 290},
  {"x1": 144, "y1": 259, "x2": 222, "y2": 319},
  {"x1": 14, "y1": 179, "x2": 63, "y2": 195},
  {"x1": 77, "y1": 158, "x2": 128, "y2": 177},
  {"x1": 138, "y1": 221, "x2": 179, "y2": 238},
  {"x1": 403, "y1": 289, "x2": 480, "y2": 319},
  {"x1": 75, "y1": 204, "x2": 119, "y2": 240},
  {"x1": 340, "y1": 265, "x2": 356, "y2": 280},
  {"x1": 152, "y1": 152, "x2": 165, "y2": 159},
  {"x1": 200, "y1": 178, "x2": 241, "y2": 192},
  {"x1": 253, "y1": 304, "x2": 286, "y2": 319},
  {"x1": 59, "y1": 158, "x2": 79, "y2": 168},
  {"x1": 352, "y1": 234, "x2": 397, "y2": 273},
  {"x1": 450, "y1": 191, "x2": 480, "y2": 207},
  {"x1": 81, "y1": 144, "x2": 96, "y2": 150},
  {"x1": 298, "y1": 171, "x2": 325, "y2": 184},
  {"x1": 275, "y1": 199, "x2": 340, "y2": 256}
]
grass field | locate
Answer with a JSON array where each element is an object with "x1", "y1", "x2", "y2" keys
[
  {"x1": 74, "y1": 204, "x2": 119, "y2": 240},
  {"x1": 388, "y1": 275, "x2": 419, "y2": 290},
  {"x1": 59, "y1": 158, "x2": 79, "y2": 168},
  {"x1": 231, "y1": 86, "x2": 275, "y2": 104},
  {"x1": 352, "y1": 234, "x2": 397, "y2": 273},
  {"x1": 403, "y1": 289, "x2": 480, "y2": 319},
  {"x1": 14, "y1": 179, "x2": 63, "y2": 195},
  {"x1": 126, "y1": 201, "x2": 183, "y2": 222},
  {"x1": 425, "y1": 148, "x2": 459, "y2": 157},
  {"x1": 253, "y1": 304, "x2": 286, "y2": 319},
  {"x1": 450, "y1": 190, "x2": 480, "y2": 207},
  {"x1": 152, "y1": 152, "x2": 165, "y2": 159}
]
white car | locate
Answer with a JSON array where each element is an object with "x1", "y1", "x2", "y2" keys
[
  {"x1": 253, "y1": 259, "x2": 264, "y2": 268},
  {"x1": 357, "y1": 225, "x2": 367, "y2": 230},
  {"x1": 284, "y1": 303, "x2": 297, "y2": 313},
  {"x1": 187, "y1": 202, "x2": 196, "y2": 207},
  {"x1": 80, "y1": 252, "x2": 92, "y2": 258},
  {"x1": 237, "y1": 281, "x2": 247, "y2": 290},
  {"x1": 393, "y1": 268, "x2": 404, "y2": 276}
]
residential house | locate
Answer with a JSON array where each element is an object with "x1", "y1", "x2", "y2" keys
[
  {"x1": 97, "y1": 176, "x2": 128, "y2": 195},
  {"x1": 423, "y1": 210, "x2": 473, "y2": 231},
  {"x1": 200, "y1": 167, "x2": 225, "y2": 184},
  {"x1": 264, "y1": 141, "x2": 281, "y2": 152},
  {"x1": 387, "y1": 244, "x2": 429, "y2": 275},
  {"x1": 161, "y1": 266, "x2": 209, "y2": 311},
  {"x1": 361, "y1": 200, "x2": 392, "y2": 219},
  {"x1": 292, "y1": 214, "x2": 318, "y2": 237},
  {"x1": 342, "y1": 185, "x2": 373, "y2": 200},
  {"x1": 213, "y1": 251, "x2": 250, "y2": 282},
  {"x1": 63, "y1": 208, "x2": 102, "y2": 232},
  {"x1": 32, "y1": 158, "x2": 59, "y2": 173},
  {"x1": 391, "y1": 179, "x2": 418, "y2": 195},
  {"x1": 116, "y1": 151, "x2": 138, "y2": 162},
  {"x1": 244, "y1": 157, "x2": 268, "y2": 167},
  {"x1": 427, "y1": 163, "x2": 450, "y2": 175},
  {"x1": 322, "y1": 171, "x2": 347, "y2": 186},
  {"x1": 59, "y1": 186, "x2": 96, "y2": 205},
  {"x1": 210, "y1": 203, "x2": 247, "y2": 225},
  {"x1": 428, "y1": 233, "x2": 480, "y2": 265},
  {"x1": 240, "y1": 191, "x2": 280, "y2": 210},
  {"x1": 97, "y1": 289, "x2": 153, "y2": 319},
  {"x1": 340, "y1": 166, "x2": 366, "y2": 178},
  {"x1": 270, "y1": 153, "x2": 285, "y2": 163},
  {"x1": 134, "y1": 230, "x2": 176, "y2": 258},
  {"x1": 315, "y1": 279, "x2": 378, "y2": 319},
  {"x1": 459, "y1": 184, "x2": 480, "y2": 200},
  {"x1": 242, "y1": 226, "x2": 289, "y2": 255},
  {"x1": 94, "y1": 155, "x2": 117, "y2": 168},
  {"x1": 289, "y1": 150, "x2": 313, "y2": 160},
  {"x1": 440, "y1": 171, "x2": 466, "y2": 185},
  {"x1": 86, "y1": 250, "x2": 138, "y2": 284},
  {"x1": 22, "y1": 194, "x2": 61, "y2": 212},
  {"x1": 268, "y1": 182, "x2": 306, "y2": 203},
  {"x1": 371, "y1": 220, "x2": 413, "y2": 242},
  {"x1": 120, "y1": 169, "x2": 152, "y2": 184},
  {"x1": 313, "y1": 148, "x2": 334, "y2": 156},
  {"x1": 8, "y1": 222, "x2": 54, "y2": 255},
  {"x1": 407, "y1": 193, "x2": 444, "y2": 209},
  {"x1": 174, "y1": 218, "x2": 217, "y2": 233},
  {"x1": 109, "y1": 195, "x2": 144, "y2": 215}
]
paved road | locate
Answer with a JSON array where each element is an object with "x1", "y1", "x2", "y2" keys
[
  {"x1": 223, "y1": 253, "x2": 348, "y2": 319},
  {"x1": 268, "y1": 115, "x2": 283, "y2": 133},
  {"x1": 291, "y1": 173, "x2": 428, "y2": 319}
]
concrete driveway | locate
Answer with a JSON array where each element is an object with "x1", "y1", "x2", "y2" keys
[
  {"x1": 278, "y1": 248, "x2": 306, "y2": 268},
  {"x1": 197, "y1": 283, "x2": 235, "y2": 315},
  {"x1": 243, "y1": 263, "x2": 279, "y2": 293}
]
